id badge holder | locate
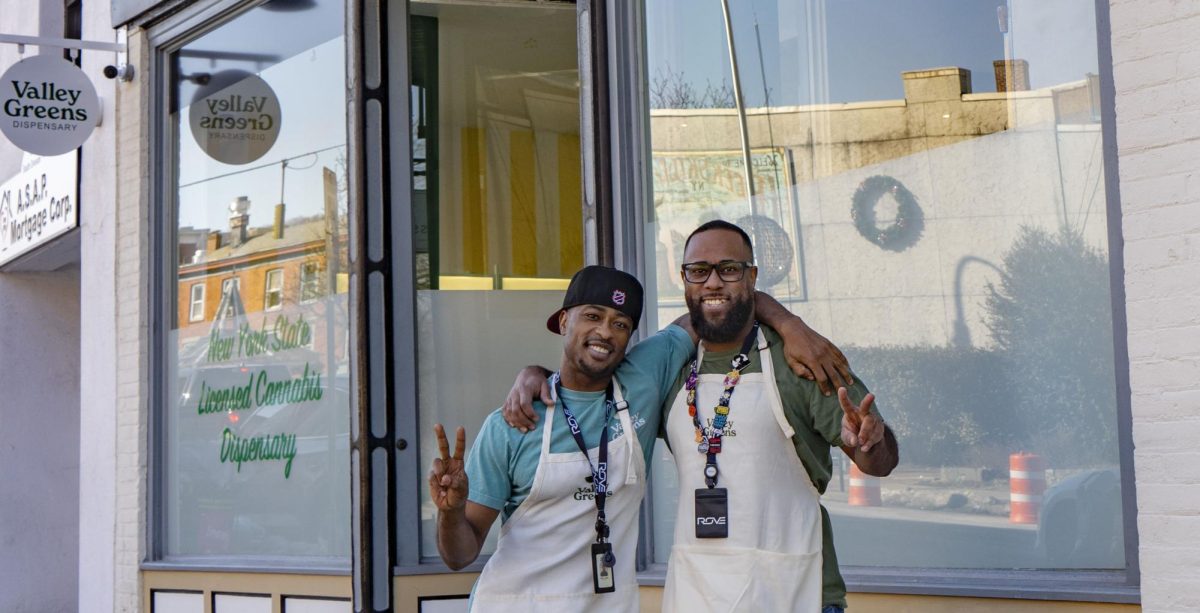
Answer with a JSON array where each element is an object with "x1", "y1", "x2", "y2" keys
[
  {"x1": 695, "y1": 487, "x2": 729, "y2": 538},
  {"x1": 591, "y1": 542, "x2": 616, "y2": 593}
]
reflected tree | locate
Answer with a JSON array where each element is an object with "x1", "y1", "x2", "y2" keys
[{"x1": 985, "y1": 226, "x2": 1118, "y2": 467}]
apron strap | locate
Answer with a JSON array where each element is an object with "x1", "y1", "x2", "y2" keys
[
  {"x1": 612, "y1": 377, "x2": 638, "y2": 485},
  {"x1": 541, "y1": 375, "x2": 559, "y2": 456},
  {"x1": 757, "y1": 329, "x2": 796, "y2": 439}
]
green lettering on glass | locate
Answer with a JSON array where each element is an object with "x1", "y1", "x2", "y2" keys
[
  {"x1": 219, "y1": 427, "x2": 297, "y2": 478},
  {"x1": 196, "y1": 374, "x2": 254, "y2": 415},
  {"x1": 205, "y1": 312, "x2": 316, "y2": 364},
  {"x1": 254, "y1": 362, "x2": 324, "y2": 408}
]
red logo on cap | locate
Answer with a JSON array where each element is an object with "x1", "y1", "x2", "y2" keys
[{"x1": 612, "y1": 290, "x2": 626, "y2": 306}]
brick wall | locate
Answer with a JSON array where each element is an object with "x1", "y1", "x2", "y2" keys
[
  {"x1": 1110, "y1": 1, "x2": 1200, "y2": 611},
  {"x1": 113, "y1": 28, "x2": 151, "y2": 613}
]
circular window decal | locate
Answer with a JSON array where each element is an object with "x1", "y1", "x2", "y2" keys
[{"x1": 188, "y1": 70, "x2": 282, "y2": 165}]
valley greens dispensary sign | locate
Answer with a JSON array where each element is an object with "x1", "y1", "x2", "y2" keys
[{"x1": 1, "y1": 55, "x2": 100, "y2": 156}]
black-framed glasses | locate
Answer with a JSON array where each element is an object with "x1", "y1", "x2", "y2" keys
[{"x1": 681, "y1": 260, "x2": 755, "y2": 284}]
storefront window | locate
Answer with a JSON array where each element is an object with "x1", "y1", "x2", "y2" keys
[
  {"x1": 405, "y1": 0, "x2": 584, "y2": 558},
  {"x1": 161, "y1": 0, "x2": 350, "y2": 559},
  {"x1": 644, "y1": 0, "x2": 1124, "y2": 572}
]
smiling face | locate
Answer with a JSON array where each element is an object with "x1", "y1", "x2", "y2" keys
[
  {"x1": 682, "y1": 228, "x2": 758, "y2": 345},
  {"x1": 558, "y1": 303, "x2": 634, "y2": 389}
]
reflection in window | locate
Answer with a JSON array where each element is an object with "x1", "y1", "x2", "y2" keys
[
  {"x1": 188, "y1": 283, "x2": 205, "y2": 322},
  {"x1": 645, "y1": 0, "x2": 1121, "y2": 572},
  {"x1": 408, "y1": 0, "x2": 583, "y2": 558},
  {"x1": 264, "y1": 269, "x2": 284, "y2": 311},
  {"x1": 300, "y1": 262, "x2": 322, "y2": 304},
  {"x1": 219, "y1": 277, "x2": 242, "y2": 319},
  {"x1": 162, "y1": 0, "x2": 350, "y2": 560}
]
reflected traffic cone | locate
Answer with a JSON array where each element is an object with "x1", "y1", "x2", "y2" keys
[
  {"x1": 848, "y1": 464, "x2": 881, "y2": 507},
  {"x1": 1009, "y1": 452, "x2": 1046, "y2": 524}
]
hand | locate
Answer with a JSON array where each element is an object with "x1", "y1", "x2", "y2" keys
[
  {"x1": 839, "y1": 387, "x2": 884, "y2": 452},
  {"x1": 779, "y1": 319, "x2": 853, "y2": 396},
  {"x1": 429, "y1": 424, "x2": 468, "y2": 512},
  {"x1": 502, "y1": 366, "x2": 553, "y2": 433}
]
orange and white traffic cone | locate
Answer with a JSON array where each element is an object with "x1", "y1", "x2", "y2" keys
[
  {"x1": 848, "y1": 464, "x2": 882, "y2": 507},
  {"x1": 1009, "y1": 453, "x2": 1046, "y2": 524}
]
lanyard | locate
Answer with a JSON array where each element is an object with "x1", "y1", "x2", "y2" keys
[
  {"x1": 685, "y1": 324, "x2": 759, "y2": 488},
  {"x1": 552, "y1": 372, "x2": 617, "y2": 544}
]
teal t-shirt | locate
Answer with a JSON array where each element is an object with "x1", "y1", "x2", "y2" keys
[{"x1": 466, "y1": 325, "x2": 693, "y2": 520}]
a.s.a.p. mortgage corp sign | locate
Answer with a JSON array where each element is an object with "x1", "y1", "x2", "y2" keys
[
  {"x1": 1, "y1": 55, "x2": 100, "y2": 156},
  {"x1": 189, "y1": 71, "x2": 281, "y2": 165},
  {"x1": 0, "y1": 153, "x2": 78, "y2": 266}
]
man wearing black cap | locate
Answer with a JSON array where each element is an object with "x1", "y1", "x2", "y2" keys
[
  {"x1": 502, "y1": 221, "x2": 896, "y2": 612},
  {"x1": 430, "y1": 265, "x2": 836, "y2": 612},
  {"x1": 431, "y1": 265, "x2": 686, "y2": 612}
]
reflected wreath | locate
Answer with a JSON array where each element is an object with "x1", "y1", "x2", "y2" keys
[{"x1": 851, "y1": 175, "x2": 924, "y2": 252}]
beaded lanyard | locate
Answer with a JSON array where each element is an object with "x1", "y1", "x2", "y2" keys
[{"x1": 685, "y1": 324, "x2": 759, "y2": 488}]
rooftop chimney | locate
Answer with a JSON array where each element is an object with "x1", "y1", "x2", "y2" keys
[
  {"x1": 273, "y1": 203, "x2": 285, "y2": 239},
  {"x1": 207, "y1": 230, "x2": 222, "y2": 252},
  {"x1": 229, "y1": 196, "x2": 251, "y2": 247},
  {"x1": 994, "y1": 59, "x2": 1030, "y2": 92}
]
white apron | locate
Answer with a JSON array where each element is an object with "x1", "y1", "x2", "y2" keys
[
  {"x1": 662, "y1": 331, "x2": 823, "y2": 612},
  {"x1": 470, "y1": 379, "x2": 646, "y2": 613}
]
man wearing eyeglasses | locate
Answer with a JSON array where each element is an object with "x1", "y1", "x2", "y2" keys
[
  {"x1": 506, "y1": 220, "x2": 899, "y2": 612},
  {"x1": 431, "y1": 264, "x2": 849, "y2": 612},
  {"x1": 661, "y1": 219, "x2": 898, "y2": 612}
]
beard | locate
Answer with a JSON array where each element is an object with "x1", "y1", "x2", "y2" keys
[
  {"x1": 686, "y1": 292, "x2": 754, "y2": 344},
  {"x1": 568, "y1": 339, "x2": 624, "y2": 383}
]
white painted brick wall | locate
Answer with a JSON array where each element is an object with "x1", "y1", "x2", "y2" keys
[
  {"x1": 1111, "y1": 1, "x2": 1200, "y2": 612},
  {"x1": 112, "y1": 29, "x2": 151, "y2": 613}
]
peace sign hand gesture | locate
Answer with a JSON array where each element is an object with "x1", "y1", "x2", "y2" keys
[
  {"x1": 429, "y1": 424, "x2": 469, "y2": 513},
  {"x1": 839, "y1": 387, "x2": 884, "y2": 453}
]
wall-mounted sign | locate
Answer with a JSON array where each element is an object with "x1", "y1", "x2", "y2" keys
[
  {"x1": 1, "y1": 55, "x2": 100, "y2": 156},
  {"x1": 188, "y1": 71, "x2": 282, "y2": 165},
  {"x1": 0, "y1": 153, "x2": 78, "y2": 266}
]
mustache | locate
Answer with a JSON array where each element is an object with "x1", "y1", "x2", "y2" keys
[{"x1": 583, "y1": 337, "x2": 615, "y2": 352}]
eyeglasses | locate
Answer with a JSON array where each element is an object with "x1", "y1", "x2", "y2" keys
[{"x1": 681, "y1": 260, "x2": 755, "y2": 284}]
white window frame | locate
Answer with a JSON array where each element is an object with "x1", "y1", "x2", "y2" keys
[
  {"x1": 264, "y1": 268, "x2": 284, "y2": 311},
  {"x1": 188, "y1": 283, "x2": 205, "y2": 322},
  {"x1": 220, "y1": 277, "x2": 241, "y2": 318},
  {"x1": 300, "y1": 262, "x2": 322, "y2": 304}
]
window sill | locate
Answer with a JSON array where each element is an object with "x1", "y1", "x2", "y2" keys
[
  {"x1": 143, "y1": 557, "x2": 351, "y2": 576},
  {"x1": 637, "y1": 564, "x2": 1138, "y2": 604}
]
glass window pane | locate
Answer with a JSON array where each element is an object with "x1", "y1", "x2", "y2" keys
[
  {"x1": 406, "y1": 0, "x2": 583, "y2": 558},
  {"x1": 264, "y1": 269, "x2": 284, "y2": 311},
  {"x1": 645, "y1": 0, "x2": 1123, "y2": 571},
  {"x1": 189, "y1": 284, "x2": 205, "y2": 322},
  {"x1": 163, "y1": 0, "x2": 350, "y2": 559},
  {"x1": 300, "y1": 262, "x2": 322, "y2": 303}
]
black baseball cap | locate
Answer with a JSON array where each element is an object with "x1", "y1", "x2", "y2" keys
[{"x1": 546, "y1": 265, "x2": 644, "y2": 334}]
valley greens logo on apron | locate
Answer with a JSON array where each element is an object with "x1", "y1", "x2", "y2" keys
[
  {"x1": 188, "y1": 70, "x2": 281, "y2": 165},
  {"x1": 1, "y1": 55, "x2": 100, "y2": 156}
]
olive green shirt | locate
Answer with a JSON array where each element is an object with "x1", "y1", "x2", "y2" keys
[{"x1": 662, "y1": 324, "x2": 878, "y2": 609}]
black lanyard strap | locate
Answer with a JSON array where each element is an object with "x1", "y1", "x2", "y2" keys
[{"x1": 552, "y1": 373, "x2": 616, "y2": 543}]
